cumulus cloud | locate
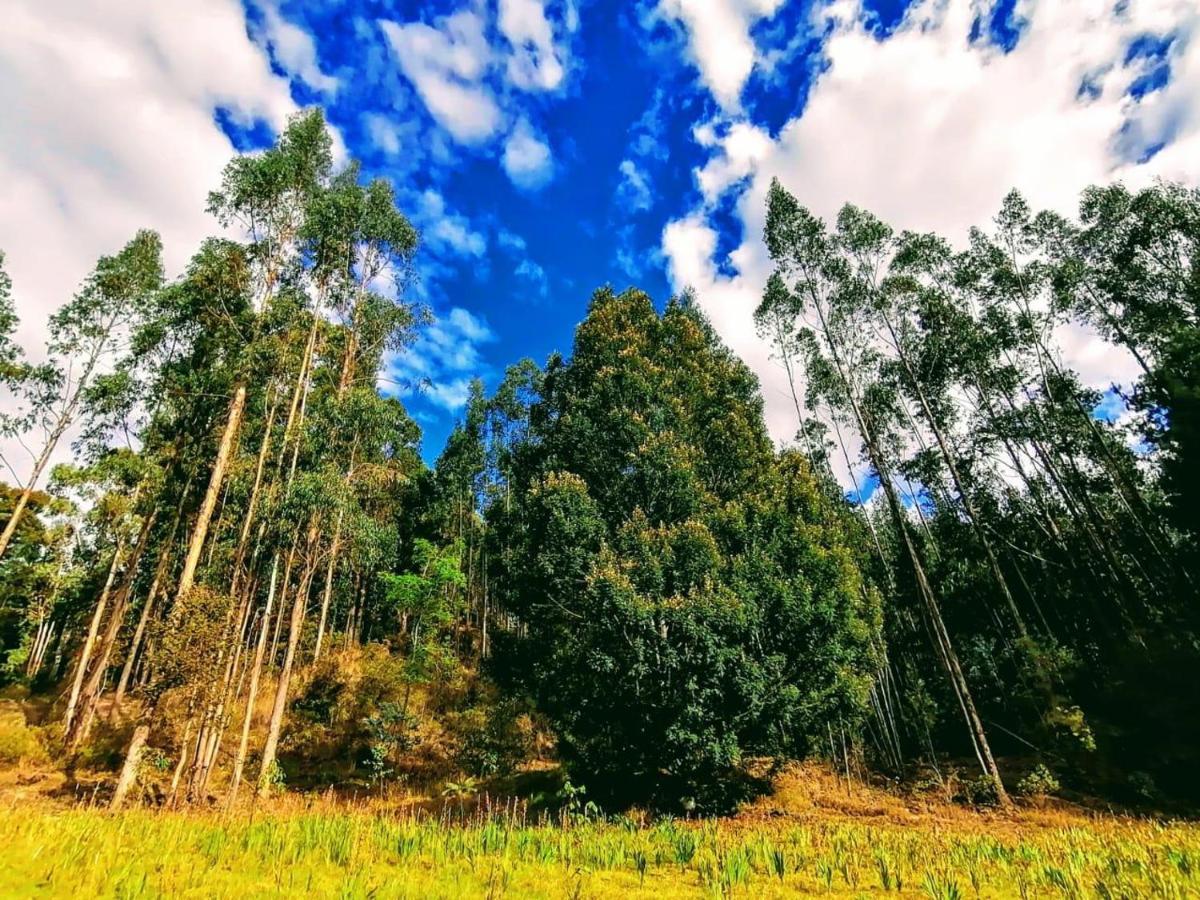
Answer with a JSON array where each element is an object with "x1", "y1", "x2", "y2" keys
[
  {"x1": 0, "y1": 0, "x2": 299, "y2": 485},
  {"x1": 514, "y1": 258, "x2": 549, "y2": 298},
  {"x1": 502, "y1": 119, "x2": 554, "y2": 189},
  {"x1": 499, "y1": 0, "x2": 568, "y2": 91},
  {"x1": 252, "y1": 0, "x2": 339, "y2": 94},
  {"x1": 660, "y1": 0, "x2": 1200, "y2": 467},
  {"x1": 654, "y1": 0, "x2": 786, "y2": 110},
  {"x1": 381, "y1": 1, "x2": 577, "y2": 187},
  {"x1": 416, "y1": 190, "x2": 488, "y2": 258},
  {"x1": 380, "y1": 12, "x2": 502, "y2": 145},
  {"x1": 387, "y1": 306, "x2": 496, "y2": 411}
]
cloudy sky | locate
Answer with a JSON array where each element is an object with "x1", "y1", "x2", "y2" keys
[{"x1": 2, "y1": 0, "x2": 1198, "y2": 467}]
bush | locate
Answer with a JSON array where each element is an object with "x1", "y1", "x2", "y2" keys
[
  {"x1": 955, "y1": 774, "x2": 1002, "y2": 807},
  {"x1": 1017, "y1": 764, "x2": 1061, "y2": 799},
  {"x1": 451, "y1": 698, "x2": 536, "y2": 778},
  {"x1": 0, "y1": 710, "x2": 49, "y2": 766}
]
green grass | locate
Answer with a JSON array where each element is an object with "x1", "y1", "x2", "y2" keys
[{"x1": 1, "y1": 804, "x2": 1198, "y2": 898}]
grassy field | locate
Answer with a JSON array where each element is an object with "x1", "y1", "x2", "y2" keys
[{"x1": 2, "y1": 793, "x2": 1199, "y2": 899}]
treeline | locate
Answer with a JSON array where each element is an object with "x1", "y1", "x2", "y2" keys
[{"x1": 0, "y1": 111, "x2": 1196, "y2": 812}]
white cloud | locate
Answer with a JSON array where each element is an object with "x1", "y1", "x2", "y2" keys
[
  {"x1": 661, "y1": 0, "x2": 1200, "y2": 467},
  {"x1": 655, "y1": 0, "x2": 786, "y2": 110},
  {"x1": 364, "y1": 113, "x2": 403, "y2": 155},
  {"x1": 497, "y1": 229, "x2": 528, "y2": 252},
  {"x1": 447, "y1": 306, "x2": 494, "y2": 343},
  {"x1": 502, "y1": 119, "x2": 554, "y2": 189},
  {"x1": 416, "y1": 190, "x2": 487, "y2": 258},
  {"x1": 0, "y1": 0, "x2": 298, "y2": 486},
  {"x1": 693, "y1": 121, "x2": 773, "y2": 204},
  {"x1": 499, "y1": 0, "x2": 568, "y2": 91},
  {"x1": 252, "y1": 0, "x2": 339, "y2": 94},
  {"x1": 387, "y1": 306, "x2": 495, "y2": 411},
  {"x1": 425, "y1": 378, "x2": 476, "y2": 411},
  {"x1": 514, "y1": 258, "x2": 549, "y2": 298},
  {"x1": 380, "y1": 12, "x2": 502, "y2": 145},
  {"x1": 618, "y1": 159, "x2": 654, "y2": 211}
]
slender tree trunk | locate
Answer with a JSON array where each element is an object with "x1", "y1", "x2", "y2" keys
[
  {"x1": 27, "y1": 617, "x2": 55, "y2": 678},
  {"x1": 257, "y1": 528, "x2": 317, "y2": 796},
  {"x1": 881, "y1": 312, "x2": 1030, "y2": 639},
  {"x1": 231, "y1": 390, "x2": 279, "y2": 595},
  {"x1": 313, "y1": 453, "x2": 355, "y2": 662},
  {"x1": 167, "y1": 720, "x2": 193, "y2": 808},
  {"x1": 804, "y1": 280, "x2": 1009, "y2": 803},
  {"x1": 69, "y1": 508, "x2": 160, "y2": 749},
  {"x1": 176, "y1": 386, "x2": 247, "y2": 602},
  {"x1": 227, "y1": 555, "x2": 282, "y2": 803},
  {"x1": 62, "y1": 539, "x2": 124, "y2": 739},
  {"x1": 0, "y1": 323, "x2": 116, "y2": 561},
  {"x1": 110, "y1": 520, "x2": 179, "y2": 723},
  {"x1": 110, "y1": 724, "x2": 150, "y2": 810},
  {"x1": 313, "y1": 509, "x2": 342, "y2": 663}
]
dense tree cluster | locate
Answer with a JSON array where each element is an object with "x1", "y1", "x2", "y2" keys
[{"x1": 0, "y1": 112, "x2": 1197, "y2": 812}]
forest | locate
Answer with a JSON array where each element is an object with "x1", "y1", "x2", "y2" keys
[{"x1": 1, "y1": 110, "x2": 1199, "y2": 896}]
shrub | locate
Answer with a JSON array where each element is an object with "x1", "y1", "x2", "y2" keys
[
  {"x1": 451, "y1": 698, "x2": 535, "y2": 778},
  {"x1": 955, "y1": 774, "x2": 1002, "y2": 807},
  {"x1": 0, "y1": 710, "x2": 49, "y2": 766},
  {"x1": 1017, "y1": 764, "x2": 1061, "y2": 799}
]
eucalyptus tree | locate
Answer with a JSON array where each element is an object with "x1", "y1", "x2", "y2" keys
[
  {"x1": 0, "y1": 232, "x2": 163, "y2": 561},
  {"x1": 0, "y1": 252, "x2": 23, "y2": 386},
  {"x1": 760, "y1": 180, "x2": 1009, "y2": 801}
]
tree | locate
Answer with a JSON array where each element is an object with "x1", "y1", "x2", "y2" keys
[
  {"x1": 490, "y1": 287, "x2": 880, "y2": 809},
  {"x1": 0, "y1": 233, "x2": 163, "y2": 561}
]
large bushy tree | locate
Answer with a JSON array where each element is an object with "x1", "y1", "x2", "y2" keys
[{"x1": 490, "y1": 287, "x2": 880, "y2": 808}]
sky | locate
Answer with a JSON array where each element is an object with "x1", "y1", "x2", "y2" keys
[{"x1": 2, "y1": 0, "x2": 1199, "y2": 477}]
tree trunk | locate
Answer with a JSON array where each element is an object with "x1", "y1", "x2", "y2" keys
[
  {"x1": 109, "y1": 529, "x2": 177, "y2": 723},
  {"x1": 257, "y1": 529, "x2": 317, "y2": 796},
  {"x1": 313, "y1": 507, "x2": 343, "y2": 663},
  {"x1": 110, "y1": 724, "x2": 150, "y2": 810},
  {"x1": 230, "y1": 390, "x2": 279, "y2": 595},
  {"x1": 804, "y1": 279, "x2": 1010, "y2": 804},
  {"x1": 69, "y1": 508, "x2": 159, "y2": 750},
  {"x1": 0, "y1": 326, "x2": 113, "y2": 562},
  {"x1": 176, "y1": 386, "x2": 247, "y2": 602},
  {"x1": 62, "y1": 539, "x2": 124, "y2": 739},
  {"x1": 227, "y1": 554, "x2": 283, "y2": 803},
  {"x1": 881, "y1": 311, "x2": 1030, "y2": 640},
  {"x1": 313, "y1": 452, "x2": 355, "y2": 662}
]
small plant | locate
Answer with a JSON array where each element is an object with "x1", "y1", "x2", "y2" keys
[
  {"x1": 956, "y1": 774, "x2": 1002, "y2": 807},
  {"x1": 558, "y1": 778, "x2": 598, "y2": 820},
  {"x1": 923, "y1": 871, "x2": 963, "y2": 900},
  {"x1": 769, "y1": 845, "x2": 786, "y2": 881},
  {"x1": 259, "y1": 759, "x2": 286, "y2": 795},
  {"x1": 1017, "y1": 764, "x2": 1061, "y2": 799},
  {"x1": 141, "y1": 747, "x2": 171, "y2": 774},
  {"x1": 442, "y1": 777, "x2": 480, "y2": 799}
]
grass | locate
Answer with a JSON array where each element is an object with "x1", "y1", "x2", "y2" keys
[{"x1": 1, "y1": 799, "x2": 1198, "y2": 898}]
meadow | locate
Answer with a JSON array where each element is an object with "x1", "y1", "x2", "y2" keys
[{"x1": 2, "y1": 793, "x2": 1199, "y2": 899}]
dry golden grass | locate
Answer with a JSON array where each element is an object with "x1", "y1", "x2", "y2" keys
[{"x1": 1, "y1": 757, "x2": 1197, "y2": 898}]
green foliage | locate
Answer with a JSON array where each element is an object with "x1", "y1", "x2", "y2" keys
[
  {"x1": 451, "y1": 697, "x2": 536, "y2": 778},
  {"x1": 491, "y1": 287, "x2": 880, "y2": 809},
  {"x1": 955, "y1": 774, "x2": 1003, "y2": 808},
  {"x1": 1017, "y1": 764, "x2": 1061, "y2": 799},
  {"x1": 0, "y1": 709, "x2": 49, "y2": 766}
]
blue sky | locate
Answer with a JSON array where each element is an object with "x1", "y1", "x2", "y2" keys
[
  {"x1": 1, "y1": 0, "x2": 1198, "y2": 480},
  {"x1": 230, "y1": 0, "x2": 708, "y2": 459}
]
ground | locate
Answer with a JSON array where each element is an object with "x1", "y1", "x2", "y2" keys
[{"x1": 1, "y1": 756, "x2": 1198, "y2": 898}]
